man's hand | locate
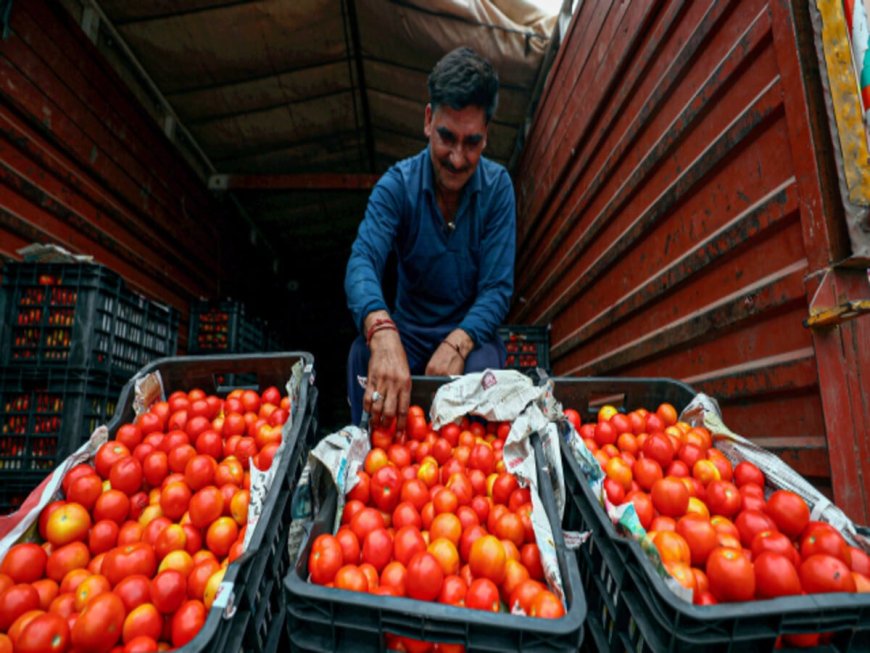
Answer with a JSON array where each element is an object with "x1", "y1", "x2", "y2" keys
[
  {"x1": 364, "y1": 312, "x2": 411, "y2": 433},
  {"x1": 425, "y1": 328, "x2": 473, "y2": 376}
]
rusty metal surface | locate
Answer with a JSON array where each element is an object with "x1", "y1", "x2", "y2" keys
[{"x1": 513, "y1": 0, "x2": 870, "y2": 521}]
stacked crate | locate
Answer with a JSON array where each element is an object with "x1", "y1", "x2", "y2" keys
[
  {"x1": 499, "y1": 324, "x2": 551, "y2": 373},
  {"x1": 0, "y1": 262, "x2": 179, "y2": 512},
  {"x1": 188, "y1": 299, "x2": 268, "y2": 354}
]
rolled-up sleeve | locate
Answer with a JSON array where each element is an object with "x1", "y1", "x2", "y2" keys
[
  {"x1": 345, "y1": 169, "x2": 404, "y2": 333},
  {"x1": 458, "y1": 170, "x2": 516, "y2": 346}
]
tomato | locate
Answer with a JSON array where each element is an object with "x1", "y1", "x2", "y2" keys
[
  {"x1": 705, "y1": 481, "x2": 741, "y2": 519},
  {"x1": 121, "y1": 602, "x2": 162, "y2": 644},
  {"x1": 45, "y1": 503, "x2": 91, "y2": 547},
  {"x1": 800, "y1": 554, "x2": 857, "y2": 594},
  {"x1": 309, "y1": 534, "x2": 343, "y2": 585},
  {"x1": 469, "y1": 535, "x2": 506, "y2": 585},
  {"x1": 102, "y1": 543, "x2": 157, "y2": 587},
  {"x1": 358, "y1": 528, "x2": 391, "y2": 573},
  {"x1": 509, "y1": 579, "x2": 544, "y2": 614},
  {"x1": 89, "y1": 520, "x2": 121, "y2": 555},
  {"x1": 128, "y1": 492, "x2": 149, "y2": 521},
  {"x1": 400, "y1": 479, "x2": 430, "y2": 512},
  {"x1": 113, "y1": 576, "x2": 152, "y2": 613},
  {"x1": 735, "y1": 509, "x2": 777, "y2": 548},
  {"x1": 38, "y1": 501, "x2": 67, "y2": 541},
  {"x1": 428, "y1": 538, "x2": 460, "y2": 576},
  {"x1": 650, "y1": 477, "x2": 689, "y2": 518},
  {"x1": 14, "y1": 611, "x2": 69, "y2": 653},
  {"x1": 392, "y1": 502, "x2": 423, "y2": 531},
  {"x1": 150, "y1": 569, "x2": 186, "y2": 614},
  {"x1": 0, "y1": 585, "x2": 40, "y2": 631},
  {"x1": 800, "y1": 527, "x2": 851, "y2": 566},
  {"x1": 32, "y1": 579, "x2": 58, "y2": 611},
  {"x1": 94, "y1": 490, "x2": 131, "y2": 525},
  {"x1": 706, "y1": 547, "x2": 755, "y2": 602},
  {"x1": 170, "y1": 599, "x2": 206, "y2": 647},
  {"x1": 436, "y1": 574, "x2": 465, "y2": 606},
  {"x1": 391, "y1": 525, "x2": 425, "y2": 567},
  {"x1": 46, "y1": 542, "x2": 91, "y2": 582},
  {"x1": 1, "y1": 543, "x2": 47, "y2": 584},
  {"x1": 110, "y1": 457, "x2": 144, "y2": 496},
  {"x1": 750, "y1": 530, "x2": 800, "y2": 566},
  {"x1": 155, "y1": 524, "x2": 187, "y2": 559},
  {"x1": 350, "y1": 508, "x2": 386, "y2": 543},
  {"x1": 763, "y1": 490, "x2": 809, "y2": 539},
  {"x1": 74, "y1": 574, "x2": 112, "y2": 611},
  {"x1": 406, "y1": 552, "x2": 444, "y2": 601},
  {"x1": 733, "y1": 461, "x2": 765, "y2": 488},
  {"x1": 142, "y1": 452, "x2": 169, "y2": 488},
  {"x1": 95, "y1": 442, "x2": 132, "y2": 479},
  {"x1": 850, "y1": 547, "x2": 870, "y2": 576},
  {"x1": 490, "y1": 474, "x2": 519, "y2": 507},
  {"x1": 334, "y1": 527, "x2": 361, "y2": 565},
  {"x1": 465, "y1": 577, "x2": 499, "y2": 612},
  {"x1": 378, "y1": 561, "x2": 406, "y2": 596},
  {"x1": 205, "y1": 517, "x2": 238, "y2": 558},
  {"x1": 124, "y1": 634, "x2": 159, "y2": 653},
  {"x1": 675, "y1": 515, "x2": 718, "y2": 567},
  {"x1": 430, "y1": 513, "x2": 462, "y2": 546},
  {"x1": 71, "y1": 591, "x2": 125, "y2": 652},
  {"x1": 529, "y1": 590, "x2": 565, "y2": 619},
  {"x1": 194, "y1": 430, "x2": 223, "y2": 460},
  {"x1": 68, "y1": 473, "x2": 103, "y2": 511},
  {"x1": 142, "y1": 517, "x2": 170, "y2": 548},
  {"x1": 186, "y1": 485, "x2": 223, "y2": 529},
  {"x1": 652, "y1": 531, "x2": 690, "y2": 565},
  {"x1": 753, "y1": 551, "x2": 801, "y2": 598},
  {"x1": 369, "y1": 465, "x2": 402, "y2": 513},
  {"x1": 159, "y1": 482, "x2": 191, "y2": 521}
]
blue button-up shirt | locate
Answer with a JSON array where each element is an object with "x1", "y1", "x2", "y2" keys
[{"x1": 345, "y1": 147, "x2": 515, "y2": 363}]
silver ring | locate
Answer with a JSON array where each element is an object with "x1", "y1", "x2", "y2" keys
[{"x1": 371, "y1": 390, "x2": 383, "y2": 403}]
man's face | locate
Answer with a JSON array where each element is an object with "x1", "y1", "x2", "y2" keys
[{"x1": 424, "y1": 103, "x2": 488, "y2": 196}]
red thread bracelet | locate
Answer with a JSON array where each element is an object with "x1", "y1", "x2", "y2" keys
[
  {"x1": 442, "y1": 339, "x2": 466, "y2": 360},
  {"x1": 366, "y1": 318, "x2": 397, "y2": 346}
]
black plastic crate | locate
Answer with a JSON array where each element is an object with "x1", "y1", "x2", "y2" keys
[
  {"x1": 0, "y1": 262, "x2": 179, "y2": 377},
  {"x1": 498, "y1": 324, "x2": 550, "y2": 373},
  {"x1": 0, "y1": 367, "x2": 122, "y2": 473},
  {"x1": 553, "y1": 377, "x2": 870, "y2": 652},
  {"x1": 0, "y1": 472, "x2": 46, "y2": 515},
  {"x1": 283, "y1": 376, "x2": 586, "y2": 652},
  {"x1": 187, "y1": 299, "x2": 267, "y2": 354},
  {"x1": 102, "y1": 352, "x2": 317, "y2": 653}
]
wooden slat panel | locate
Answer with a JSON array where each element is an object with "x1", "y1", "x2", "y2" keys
[{"x1": 513, "y1": 0, "x2": 869, "y2": 518}]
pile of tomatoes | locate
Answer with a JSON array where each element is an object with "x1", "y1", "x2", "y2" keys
[
  {"x1": 0, "y1": 385, "x2": 291, "y2": 653},
  {"x1": 571, "y1": 402, "x2": 870, "y2": 635},
  {"x1": 307, "y1": 406, "x2": 566, "y2": 651}
]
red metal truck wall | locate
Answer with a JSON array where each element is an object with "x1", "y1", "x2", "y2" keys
[
  {"x1": 513, "y1": 0, "x2": 870, "y2": 521},
  {"x1": 0, "y1": 1, "x2": 235, "y2": 346}
]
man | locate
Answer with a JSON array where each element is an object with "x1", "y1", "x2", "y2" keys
[{"x1": 345, "y1": 46, "x2": 516, "y2": 432}]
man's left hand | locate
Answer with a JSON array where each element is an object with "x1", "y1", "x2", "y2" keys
[{"x1": 425, "y1": 329, "x2": 473, "y2": 375}]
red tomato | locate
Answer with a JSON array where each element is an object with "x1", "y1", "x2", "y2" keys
[
  {"x1": 333, "y1": 565, "x2": 368, "y2": 592},
  {"x1": 46, "y1": 543, "x2": 91, "y2": 583},
  {"x1": 113, "y1": 575, "x2": 152, "y2": 613},
  {"x1": 1, "y1": 544, "x2": 47, "y2": 584},
  {"x1": 393, "y1": 526, "x2": 427, "y2": 567},
  {"x1": 350, "y1": 508, "x2": 386, "y2": 543},
  {"x1": 205, "y1": 517, "x2": 238, "y2": 558},
  {"x1": 159, "y1": 482, "x2": 192, "y2": 521},
  {"x1": 74, "y1": 574, "x2": 111, "y2": 612},
  {"x1": 650, "y1": 477, "x2": 689, "y2": 519},
  {"x1": 170, "y1": 600, "x2": 206, "y2": 647},
  {"x1": 187, "y1": 560, "x2": 221, "y2": 600},
  {"x1": 121, "y1": 603, "x2": 162, "y2": 644},
  {"x1": 706, "y1": 547, "x2": 755, "y2": 602},
  {"x1": 491, "y1": 474, "x2": 518, "y2": 507},
  {"x1": 370, "y1": 465, "x2": 402, "y2": 513},
  {"x1": 67, "y1": 473, "x2": 103, "y2": 511},
  {"x1": 469, "y1": 535, "x2": 506, "y2": 585},
  {"x1": 95, "y1": 443, "x2": 131, "y2": 479},
  {"x1": 142, "y1": 452, "x2": 169, "y2": 488},
  {"x1": 308, "y1": 535, "x2": 343, "y2": 585},
  {"x1": 406, "y1": 552, "x2": 444, "y2": 601},
  {"x1": 850, "y1": 546, "x2": 870, "y2": 576},
  {"x1": 102, "y1": 543, "x2": 157, "y2": 587},
  {"x1": 335, "y1": 528, "x2": 361, "y2": 566},
  {"x1": 764, "y1": 490, "x2": 810, "y2": 539},
  {"x1": 71, "y1": 592, "x2": 125, "y2": 652},
  {"x1": 93, "y1": 490, "x2": 131, "y2": 525},
  {"x1": 754, "y1": 552, "x2": 801, "y2": 598},
  {"x1": 705, "y1": 481, "x2": 741, "y2": 519},
  {"x1": 800, "y1": 528, "x2": 851, "y2": 566},
  {"x1": 733, "y1": 461, "x2": 765, "y2": 487},
  {"x1": 188, "y1": 486, "x2": 224, "y2": 529},
  {"x1": 735, "y1": 509, "x2": 777, "y2": 548},
  {"x1": 465, "y1": 578, "x2": 499, "y2": 612},
  {"x1": 0, "y1": 585, "x2": 40, "y2": 631},
  {"x1": 110, "y1": 457, "x2": 144, "y2": 496},
  {"x1": 195, "y1": 430, "x2": 223, "y2": 459},
  {"x1": 750, "y1": 531, "x2": 800, "y2": 566},
  {"x1": 529, "y1": 590, "x2": 566, "y2": 619},
  {"x1": 38, "y1": 501, "x2": 66, "y2": 542},
  {"x1": 124, "y1": 634, "x2": 159, "y2": 653},
  {"x1": 150, "y1": 569, "x2": 186, "y2": 614},
  {"x1": 675, "y1": 515, "x2": 718, "y2": 567},
  {"x1": 14, "y1": 612, "x2": 69, "y2": 653},
  {"x1": 380, "y1": 562, "x2": 408, "y2": 597},
  {"x1": 63, "y1": 464, "x2": 97, "y2": 495},
  {"x1": 799, "y1": 554, "x2": 857, "y2": 594},
  {"x1": 89, "y1": 520, "x2": 121, "y2": 555},
  {"x1": 32, "y1": 579, "x2": 58, "y2": 611}
]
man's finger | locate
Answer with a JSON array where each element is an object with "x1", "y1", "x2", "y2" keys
[{"x1": 396, "y1": 384, "x2": 411, "y2": 434}]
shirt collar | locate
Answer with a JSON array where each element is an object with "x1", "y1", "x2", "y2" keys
[{"x1": 422, "y1": 145, "x2": 483, "y2": 199}]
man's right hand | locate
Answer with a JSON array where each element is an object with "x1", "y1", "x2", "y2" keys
[{"x1": 364, "y1": 313, "x2": 411, "y2": 433}]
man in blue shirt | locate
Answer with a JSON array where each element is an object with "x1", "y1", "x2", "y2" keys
[{"x1": 345, "y1": 47, "x2": 516, "y2": 432}]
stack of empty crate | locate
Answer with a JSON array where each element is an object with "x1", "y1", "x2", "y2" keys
[{"x1": 0, "y1": 262, "x2": 179, "y2": 512}]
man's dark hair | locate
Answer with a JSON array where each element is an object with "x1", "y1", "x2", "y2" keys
[{"x1": 428, "y1": 47, "x2": 499, "y2": 122}]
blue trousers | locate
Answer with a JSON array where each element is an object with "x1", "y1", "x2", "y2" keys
[{"x1": 347, "y1": 333, "x2": 506, "y2": 426}]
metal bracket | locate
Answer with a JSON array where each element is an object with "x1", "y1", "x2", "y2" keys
[{"x1": 804, "y1": 267, "x2": 870, "y2": 329}]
